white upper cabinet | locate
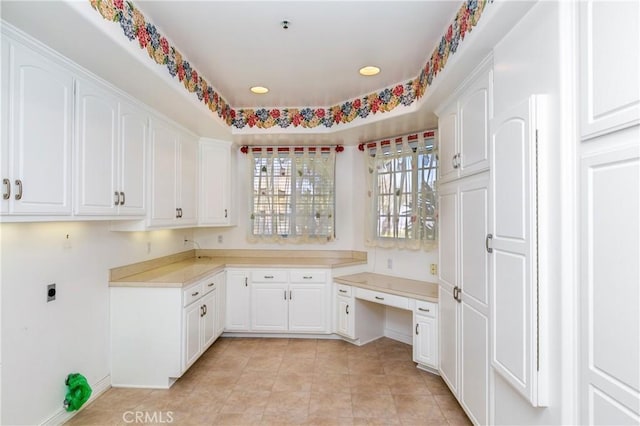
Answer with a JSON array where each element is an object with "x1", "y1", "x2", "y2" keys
[
  {"x1": 579, "y1": 0, "x2": 640, "y2": 139},
  {"x1": 148, "y1": 119, "x2": 197, "y2": 228},
  {"x1": 199, "y1": 139, "x2": 235, "y2": 226},
  {"x1": 436, "y1": 58, "x2": 493, "y2": 184},
  {"x1": 117, "y1": 100, "x2": 147, "y2": 216},
  {"x1": 1, "y1": 36, "x2": 73, "y2": 216},
  {"x1": 74, "y1": 78, "x2": 119, "y2": 215}
]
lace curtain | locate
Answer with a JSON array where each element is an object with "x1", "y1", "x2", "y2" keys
[
  {"x1": 248, "y1": 147, "x2": 336, "y2": 244},
  {"x1": 364, "y1": 132, "x2": 438, "y2": 250}
]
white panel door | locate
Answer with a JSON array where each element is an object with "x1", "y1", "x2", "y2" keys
[
  {"x1": 580, "y1": 139, "x2": 640, "y2": 424},
  {"x1": 289, "y1": 283, "x2": 327, "y2": 333},
  {"x1": 459, "y1": 172, "x2": 490, "y2": 425},
  {"x1": 438, "y1": 104, "x2": 459, "y2": 183},
  {"x1": 225, "y1": 271, "x2": 251, "y2": 331},
  {"x1": 579, "y1": 1, "x2": 640, "y2": 139},
  {"x1": 199, "y1": 140, "x2": 231, "y2": 225},
  {"x1": 118, "y1": 101, "x2": 147, "y2": 215},
  {"x1": 414, "y1": 315, "x2": 438, "y2": 368},
  {"x1": 251, "y1": 283, "x2": 288, "y2": 332},
  {"x1": 459, "y1": 69, "x2": 491, "y2": 176},
  {"x1": 178, "y1": 134, "x2": 197, "y2": 225},
  {"x1": 149, "y1": 119, "x2": 178, "y2": 226},
  {"x1": 201, "y1": 291, "x2": 216, "y2": 350},
  {"x1": 1, "y1": 38, "x2": 10, "y2": 214},
  {"x1": 182, "y1": 302, "x2": 202, "y2": 371},
  {"x1": 74, "y1": 79, "x2": 118, "y2": 215},
  {"x1": 438, "y1": 180, "x2": 459, "y2": 394},
  {"x1": 490, "y1": 96, "x2": 545, "y2": 406},
  {"x1": 10, "y1": 41, "x2": 72, "y2": 214}
]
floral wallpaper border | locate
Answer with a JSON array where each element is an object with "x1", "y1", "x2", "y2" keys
[{"x1": 90, "y1": 0, "x2": 489, "y2": 130}]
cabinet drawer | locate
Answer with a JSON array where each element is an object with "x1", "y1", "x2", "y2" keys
[
  {"x1": 415, "y1": 300, "x2": 437, "y2": 318},
  {"x1": 290, "y1": 270, "x2": 326, "y2": 283},
  {"x1": 202, "y1": 278, "x2": 217, "y2": 295},
  {"x1": 183, "y1": 282, "x2": 203, "y2": 307},
  {"x1": 251, "y1": 270, "x2": 288, "y2": 283},
  {"x1": 335, "y1": 284, "x2": 352, "y2": 297},
  {"x1": 355, "y1": 288, "x2": 409, "y2": 310}
]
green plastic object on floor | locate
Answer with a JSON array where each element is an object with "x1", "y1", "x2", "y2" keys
[{"x1": 63, "y1": 373, "x2": 92, "y2": 412}]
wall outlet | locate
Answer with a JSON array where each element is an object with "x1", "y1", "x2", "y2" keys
[
  {"x1": 217, "y1": 235, "x2": 223, "y2": 243},
  {"x1": 146, "y1": 242, "x2": 151, "y2": 254},
  {"x1": 47, "y1": 283, "x2": 56, "y2": 302},
  {"x1": 430, "y1": 264, "x2": 438, "y2": 275},
  {"x1": 63, "y1": 233, "x2": 71, "y2": 249},
  {"x1": 387, "y1": 258, "x2": 393, "y2": 269}
]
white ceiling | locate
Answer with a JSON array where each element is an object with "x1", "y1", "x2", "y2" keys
[
  {"x1": 135, "y1": 1, "x2": 461, "y2": 108},
  {"x1": 0, "y1": 1, "x2": 535, "y2": 145}
]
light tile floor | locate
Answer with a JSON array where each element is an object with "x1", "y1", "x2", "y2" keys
[{"x1": 67, "y1": 337, "x2": 471, "y2": 425}]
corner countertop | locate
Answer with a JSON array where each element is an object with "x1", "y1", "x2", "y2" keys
[
  {"x1": 334, "y1": 272, "x2": 438, "y2": 302},
  {"x1": 109, "y1": 249, "x2": 367, "y2": 288}
]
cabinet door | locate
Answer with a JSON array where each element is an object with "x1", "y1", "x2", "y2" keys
[
  {"x1": 579, "y1": 1, "x2": 640, "y2": 139},
  {"x1": 199, "y1": 140, "x2": 232, "y2": 226},
  {"x1": 580, "y1": 138, "x2": 640, "y2": 425},
  {"x1": 459, "y1": 69, "x2": 491, "y2": 176},
  {"x1": 489, "y1": 96, "x2": 544, "y2": 406},
  {"x1": 438, "y1": 181, "x2": 458, "y2": 296},
  {"x1": 251, "y1": 283, "x2": 288, "y2": 332},
  {"x1": 225, "y1": 271, "x2": 250, "y2": 331},
  {"x1": 74, "y1": 79, "x2": 118, "y2": 215},
  {"x1": 9, "y1": 41, "x2": 72, "y2": 214},
  {"x1": 183, "y1": 302, "x2": 202, "y2": 371},
  {"x1": 336, "y1": 295, "x2": 355, "y2": 339},
  {"x1": 414, "y1": 315, "x2": 438, "y2": 368},
  {"x1": 289, "y1": 283, "x2": 328, "y2": 333},
  {"x1": 215, "y1": 272, "x2": 226, "y2": 338},
  {"x1": 458, "y1": 173, "x2": 490, "y2": 425},
  {"x1": 178, "y1": 134, "x2": 197, "y2": 225},
  {"x1": 1, "y1": 38, "x2": 10, "y2": 214},
  {"x1": 118, "y1": 101, "x2": 147, "y2": 215},
  {"x1": 149, "y1": 119, "x2": 179, "y2": 226},
  {"x1": 438, "y1": 103, "x2": 458, "y2": 182},
  {"x1": 201, "y1": 291, "x2": 216, "y2": 350},
  {"x1": 439, "y1": 284, "x2": 459, "y2": 395}
]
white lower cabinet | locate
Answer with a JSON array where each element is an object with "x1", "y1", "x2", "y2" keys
[
  {"x1": 413, "y1": 301, "x2": 438, "y2": 370},
  {"x1": 227, "y1": 268, "x2": 330, "y2": 334},
  {"x1": 110, "y1": 272, "x2": 221, "y2": 388}
]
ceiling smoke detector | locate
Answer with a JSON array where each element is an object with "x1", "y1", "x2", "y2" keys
[{"x1": 281, "y1": 20, "x2": 290, "y2": 30}]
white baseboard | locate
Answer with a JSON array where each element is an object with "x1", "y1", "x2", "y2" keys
[
  {"x1": 221, "y1": 332, "x2": 340, "y2": 340},
  {"x1": 41, "y1": 375, "x2": 111, "y2": 426}
]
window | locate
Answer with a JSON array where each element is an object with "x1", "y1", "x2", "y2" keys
[
  {"x1": 248, "y1": 147, "x2": 335, "y2": 243},
  {"x1": 365, "y1": 131, "x2": 437, "y2": 250}
]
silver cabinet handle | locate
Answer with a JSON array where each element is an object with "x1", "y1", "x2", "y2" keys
[
  {"x1": 179, "y1": 208, "x2": 183, "y2": 218},
  {"x1": 203, "y1": 304, "x2": 207, "y2": 316},
  {"x1": 339, "y1": 289, "x2": 347, "y2": 293},
  {"x1": 264, "y1": 275, "x2": 274, "y2": 279},
  {"x1": 114, "y1": 191, "x2": 120, "y2": 206},
  {"x1": 14, "y1": 179, "x2": 22, "y2": 200},
  {"x1": 418, "y1": 307, "x2": 430, "y2": 313},
  {"x1": 289, "y1": 290, "x2": 292, "y2": 300},
  {"x1": 453, "y1": 286, "x2": 458, "y2": 301},
  {"x1": 176, "y1": 208, "x2": 180, "y2": 218},
  {"x1": 224, "y1": 208, "x2": 228, "y2": 218},
  {"x1": 3, "y1": 178, "x2": 11, "y2": 200},
  {"x1": 375, "y1": 296, "x2": 384, "y2": 300},
  {"x1": 244, "y1": 277, "x2": 248, "y2": 287},
  {"x1": 303, "y1": 276, "x2": 313, "y2": 279},
  {"x1": 486, "y1": 234, "x2": 493, "y2": 253},
  {"x1": 208, "y1": 282, "x2": 215, "y2": 287},
  {"x1": 346, "y1": 305, "x2": 349, "y2": 315},
  {"x1": 415, "y1": 323, "x2": 419, "y2": 335},
  {"x1": 200, "y1": 306, "x2": 204, "y2": 317},
  {"x1": 284, "y1": 289, "x2": 287, "y2": 300},
  {"x1": 192, "y1": 291, "x2": 199, "y2": 297},
  {"x1": 452, "y1": 155, "x2": 457, "y2": 169},
  {"x1": 120, "y1": 191, "x2": 125, "y2": 206}
]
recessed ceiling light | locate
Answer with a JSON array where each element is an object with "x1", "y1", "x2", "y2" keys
[
  {"x1": 250, "y1": 86, "x2": 269, "y2": 94},
  {"x1": 359, "y1": 66, "x2": 380, "y2": 76}
]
